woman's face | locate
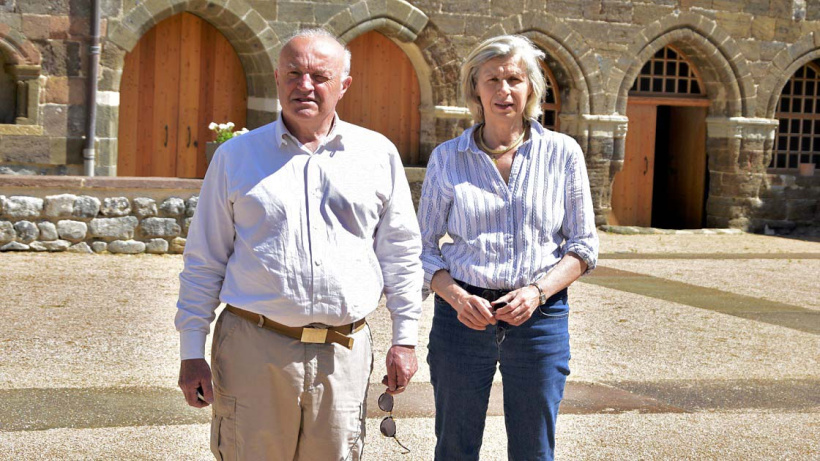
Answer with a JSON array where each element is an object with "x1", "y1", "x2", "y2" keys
[{"x1": 475, "y1": 55, "x2": 531, "y2": 123}]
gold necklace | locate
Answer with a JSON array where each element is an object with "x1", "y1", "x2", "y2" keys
[{"x1": 477, "y1": 123, "x2": 527, "y2": 164}]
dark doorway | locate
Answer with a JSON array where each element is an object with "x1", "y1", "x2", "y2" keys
[{"x1": 651, "y1": 105, "x2": 708, "y2": 229}]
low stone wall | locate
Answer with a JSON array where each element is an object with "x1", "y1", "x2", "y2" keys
[
  {"x1": 0, "y1": 171, "x2": 430, "y2": 254},
  {"x1": 755, "y1": 173, "x2": 820, "y2": 232},
  {"x1": 0, "y1": 176, "x2": 201, "y2": 254}
]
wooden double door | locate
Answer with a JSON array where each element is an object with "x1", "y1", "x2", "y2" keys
[
  {"x1": 118, "y1": 12, "x2": 247, "y2": 178},
  {"x1": 610, "y1": 100, "x2": 708, "y2": 229}
]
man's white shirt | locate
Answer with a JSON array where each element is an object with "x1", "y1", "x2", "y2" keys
[{"x1": 175, "y1": 117, "x2": 423, "y2": 360}]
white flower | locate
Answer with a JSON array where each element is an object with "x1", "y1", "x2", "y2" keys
[
  {"x1": 208, "y1": 122, "x2": 218, "y2": 130},
  {"x1": 226, "y1": 122, "x2": 235, "y2": 129}
]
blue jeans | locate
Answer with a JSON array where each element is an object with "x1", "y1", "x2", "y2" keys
[{"x1": 428, "y1": 290, "x2": 571, "y2": 461}]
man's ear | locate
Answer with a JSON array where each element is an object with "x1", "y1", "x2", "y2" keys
[{"x1": 339, "y1": 75, "x2": 353, "y2": 98}]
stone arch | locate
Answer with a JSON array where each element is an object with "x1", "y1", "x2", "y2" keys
[
  {"x1": 614, "y1": 12, "x2": 754, "y2": 118},
  {"x1": 761, "y1": 33, "x2": 820, "y2": 119},
  {"x1": 324, "y1": 1, "x2": 466, "y2": 162},
  {"x1": 0, "y1": 32, "x2": 42, "y2": 127},
  {"x1": 98, "y1": 0, "x2": 281, "y2": 176}
]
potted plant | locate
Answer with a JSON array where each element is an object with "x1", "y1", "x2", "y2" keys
[{"x1": 206, "y1": 122, "x2": 249, "y2": 164}]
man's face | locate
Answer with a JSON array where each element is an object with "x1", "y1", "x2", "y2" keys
[{"x1": 275, "y1": 36, "x2": 351, "y2": 125}]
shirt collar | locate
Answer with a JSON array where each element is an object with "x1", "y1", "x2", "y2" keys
[{"x1": 275, "y1": 113, "x2": 344, "y2": 151}]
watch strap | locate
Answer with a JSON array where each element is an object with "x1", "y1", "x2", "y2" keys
[{"x1": 529, "y1": 282, "x2": 547, "y2": 305}]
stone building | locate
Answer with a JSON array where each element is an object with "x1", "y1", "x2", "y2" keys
[{"x1": 1, "y1": 0, "x2": 819, "y2": 235}]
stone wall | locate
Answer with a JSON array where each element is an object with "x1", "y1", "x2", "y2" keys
[
  {"x1": 0, "y1": 176, "x2": 199, "y2": 254},
  {"x1": 756, "y1": 173, "x2": 820, "y2": 231}
]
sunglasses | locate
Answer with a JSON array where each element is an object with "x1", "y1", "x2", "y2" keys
[{"x1": 378, "y1": 392, "x2": 410, "y2": 454}]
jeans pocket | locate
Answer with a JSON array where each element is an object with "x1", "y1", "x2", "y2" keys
[
  {"x1": 210, "y1": 393, "x2": 237, "y2": 461},
  {"x1": 536, "y1": 301, "x2": 570, "y2": 319}
]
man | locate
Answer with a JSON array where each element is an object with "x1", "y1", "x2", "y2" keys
[{"x1": 176, "y1": 29, "x2": 422, "y2": 460}]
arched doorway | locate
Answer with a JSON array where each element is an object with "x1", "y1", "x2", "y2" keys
[
  {"x1": 538, "y1": 59, "x2": 561, "y2": 132},
  {"x1": 336, "y1": 31, "x2": 421, "y2": 165},
  {"x1": 611, "y1": 46, "x2": 709, "y2": 228},
  {"x1": 118, "y1": 12, "x2": 247, "y2": 178}
]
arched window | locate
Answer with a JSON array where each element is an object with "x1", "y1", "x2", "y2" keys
[
  {"x1": 630, "y1": 46, "x2": 705, "y2": 97},
  {"x1": 772, "y1": 60, "x2": 820, "y2": 170},
  {"x1": 0, "y1": 52, "x2": 16, "y2": 124},
  {"x1": 538, "y1": 60, "x2": 560, "y2": 131}
]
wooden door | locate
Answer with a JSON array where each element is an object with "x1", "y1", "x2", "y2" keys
[
  {"x1": 610, "y1": 103, "x2": 657, "y2": 226},
  {"x1": 118, "y1": 13, "x2": 247, "y2": 178},
  {"x1": 336, "y1": 31, "x2": 421, "y2": 165}
]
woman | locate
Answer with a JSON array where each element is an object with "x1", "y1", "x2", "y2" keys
[{"x1": 418, "y1": 35, "x2": 599, "y2": 460}]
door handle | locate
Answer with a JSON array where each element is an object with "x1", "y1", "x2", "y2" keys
[
  {"x1": 643, "y1": 157, "x2": 648, "y2": 175},
  {"x1": 164, "y1": 125, "x2": 168, "y2": 147},
  {"x1": 187, "y1": 126, "x2": 191, "y2": 148}
]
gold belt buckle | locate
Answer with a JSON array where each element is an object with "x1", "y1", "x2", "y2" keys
[{"x1": 301, "y1": 327, "x2": 328, "y2": 344}]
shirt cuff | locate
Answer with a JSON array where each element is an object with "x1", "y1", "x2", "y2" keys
[
  {"x1": 391, "y1": 316, "x2": 419, "y2": 347},
  {"x1": 565, "y1": 244, "x2": 597, "y2": 275},
  {"x1": 421, "y1": 258, "x2": 448, "y2": 300},
  {"x1": 179, "y1": 330, "x2": 208, "y2": 360}
]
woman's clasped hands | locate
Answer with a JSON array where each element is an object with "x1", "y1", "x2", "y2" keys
[{"x1": 452, "y1": 284, "x2": 541, "y2": 329}]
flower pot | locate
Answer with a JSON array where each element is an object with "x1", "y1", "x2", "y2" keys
[
  {"x1": 205, "y1": 142, "x2": 219, "y2": 165},
  {"x1": 798, "y1": 162, "x2": 816, "y2": 177}
]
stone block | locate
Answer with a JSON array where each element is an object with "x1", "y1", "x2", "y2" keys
[
  {"x1": 185, "y1": 196, "x2": 198, "y2": 217},
  {"x1": 21, "y1": 14, "x2": 51, "y2": 40},
  {"x1": 0, "y1": 220, "x2": 16, "y2": 243},
  {"x1": 57, "y1": 219, "x2": 88, "y2": 242},
  {"x1": 88, "y1": 216, "x2": 139, "y2": 239},
  {"x1": 170, "y1": 236, "x2": 186, "y2": 253},
  {"x1": 108, "y1": 239, "x2": 146, "y2": 254},
  {"x1": 140, "y1": 217, "x2": 181, "y2": 238},
  {"x1": 1, "y1": 241, "x2": 30, "y2": 251},
  {"x1": 29, "y1": 240, "x2": 71, "y2": 251},
  {"x1": 2, "y1": 196, "x2": 44, "y2": 219},
  {"x1": 159, "y1": 197, "x2": 185, "y2": 217},
  {"x1": 101, "y1": 197, "x2": 132, "y2": 217},
  {"x1": 14, "y1": 220, "x2": 39, "y2": 243},
  {"x1": 44, "y1": 193, "x2": 77, "y2": 218},
  {"x1": 73, "y1": 195, "x2": 101, "y2": 218},
  {"x1": 751, "y1": 16, "x2": 776, "y2": 41},
  {"x1": 146, "y1": 238, "x2": 169, "y2": 254},
  {"x1": 0, "y1": 135, "x2": 51, "y2": 164},
  {"x1": 133, "y1": 197, "x2": 158, "y2": 218},
  {"x1": 716, "y1": 11, "x2": 752, "y2": 37},
  {"x1": 67, "y1": 242, "x2": 93, "y2": 253},
  {"x1": 38, "y1": 221, "x2": 58, "y2": 241},
  {"x1": 50, "y1": 15, "x2": 70, "y2": 39},
  {"x1": 43, "y1": 104, "x2": 68, "y2": 137},
  {"x1": 40, "y1": 40, "x2": 82, "y2": 77},
  {"x1": 786, "y1": 199, "x2": 817, "y2": 222},
  {"x1": 17, "y1": 0, "x2": 69, "y2": 14},
  {"x1": 49, "y1": 137, "x2": 84, "y2": 165},
  {"x1": 91, "y1": 241, "x2": 107, "y2": 253},
  {"x1": 183, "y1": 217, "x2": 193, "y2": 236}
]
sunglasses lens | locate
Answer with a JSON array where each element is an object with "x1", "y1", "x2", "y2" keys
[
  {"x1": 380, "y1": 416, "x2": 396, "y2": 437},
  {"x1": 378, "y1": 393, "x2": 394, "y2": 412}
]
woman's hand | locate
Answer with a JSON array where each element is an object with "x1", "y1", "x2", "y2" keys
[
  {"x1": 493, "y1": 285, "x2": 541, "y2": 326},
  {"x1": 452, "y1": 293, "x2": 497, "y2": 330}
]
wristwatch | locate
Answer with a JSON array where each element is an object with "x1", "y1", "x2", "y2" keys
[{"x1": 529, "y1": 282, "x2": 547, "y2": 305}]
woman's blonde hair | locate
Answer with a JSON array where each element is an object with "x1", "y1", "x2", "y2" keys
[{"x1": 460, "y1": 35, "x2": 547, "y2": 123}]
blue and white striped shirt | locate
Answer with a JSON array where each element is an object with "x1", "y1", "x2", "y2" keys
[{"x1": 418, "y1": 120, "x2": 598, "y2": 297}]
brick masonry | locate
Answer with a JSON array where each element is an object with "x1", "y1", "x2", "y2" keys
[{"x1": 0, "y1": 0, "x2": 818, "y2": 232}]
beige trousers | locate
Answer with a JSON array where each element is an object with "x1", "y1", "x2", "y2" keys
[{"x1": 210, "y1": 309, "x2": 373, "y2": 461}]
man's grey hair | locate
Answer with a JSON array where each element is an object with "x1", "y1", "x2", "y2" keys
[
  {"x1": 284, "y1": 28, "x2": 352, "y2": 78},
  {"x1": 460, "y1": 35, "x2": 547, "y2": 123}
]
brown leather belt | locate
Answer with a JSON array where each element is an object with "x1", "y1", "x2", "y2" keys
[{"x1": 225, "y1": 305, "x2": 366, "y2": 350}]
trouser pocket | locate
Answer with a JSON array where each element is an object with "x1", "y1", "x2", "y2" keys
[{"x1": 210, "y1": 393, "x2": 237, "y2": 461}]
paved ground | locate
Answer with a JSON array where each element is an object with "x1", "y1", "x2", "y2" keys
[{"x1": 0, "y1": 232, "x2": 818, "y2": 459}]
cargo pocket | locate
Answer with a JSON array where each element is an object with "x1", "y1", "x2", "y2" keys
[{"x1": 210, "y1": 393, "x2": 237, "y2": 461}]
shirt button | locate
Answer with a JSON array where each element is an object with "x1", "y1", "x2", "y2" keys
[{"x1": 314, "y1": 260, "x2": 322, "y2": 266}]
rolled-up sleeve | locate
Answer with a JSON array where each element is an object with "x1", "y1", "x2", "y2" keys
[
  {"x1": 560, "y1": 144, "x2": 599, "y2": 274},
  {"x1": 417, "y1": 148, "x2": 453, "y2": 298},
  {"x1": 175, "y1": 145, "x2": 236, "y2": 360},
  {"x1": 373, "y1": 150, "x2": 423, "y2": 346}
]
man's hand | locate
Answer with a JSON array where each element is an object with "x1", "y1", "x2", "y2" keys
[
  {"x1": 178, "y1": 358, "x2": 214, "y2": 408},
  {"x1": 382, "y1": 345, "x2": 418, "y2": 395}
]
